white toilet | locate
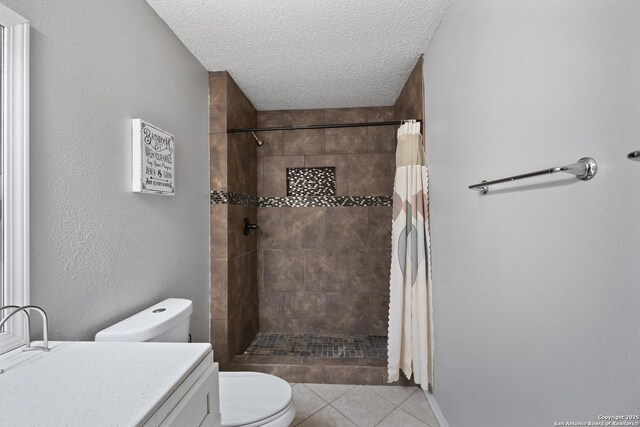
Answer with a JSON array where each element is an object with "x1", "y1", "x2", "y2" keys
[{"x1": 95, "y1": 298, "x2": 295, "y2": 427}]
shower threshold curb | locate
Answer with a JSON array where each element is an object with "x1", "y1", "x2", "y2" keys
[{"x1": 229, "y1": 354, "x2": 416, "y2": 386}]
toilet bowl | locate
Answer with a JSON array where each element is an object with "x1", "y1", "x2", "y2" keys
[
  {"x1": 219, "y1": 372, "x2": 295, "y2": 427},
  {"x1": 95, "y1": 298, "x2": 295, "y2": 427}
]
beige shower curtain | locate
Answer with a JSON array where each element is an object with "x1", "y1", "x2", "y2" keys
[{"x1": 387, "y1": 121, "x2": 434, "y2": 390}]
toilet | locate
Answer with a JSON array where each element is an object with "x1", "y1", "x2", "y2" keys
[{"x1": 95, "y1": 298, "x2": 295, "y2": 427}]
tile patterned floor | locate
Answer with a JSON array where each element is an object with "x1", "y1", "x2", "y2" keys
[
  {"x1": 290, "y1": 383, "x2": 440, "y2": 427},
  {"x1": 245, "y1": 333, "x2": 388, "y2": 359}
]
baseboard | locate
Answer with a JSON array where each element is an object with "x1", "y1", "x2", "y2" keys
[{"x1": 424, "y1": 390, "x2": 450, "y2": 427}]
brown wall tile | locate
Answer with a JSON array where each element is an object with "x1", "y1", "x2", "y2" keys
[
  {"x1": 209, "y1": 73, "x2": 227, "y2": 134},
  {"x1": 283, "y1": 129, "x2": 325, "y2": 155},
  {"x1": 209, "y1": 71, "x2": 259, "y2": 359},
  {"x1": 228, "y1": 252, "x2": 257, "y2": 316},
  {"x1": 367, "y1": 107, "x2": 396, "y2": 153},
  {"x1": 325, "y1": 127, "x2": 368, "y2": 154},
  {"x1": 227, "y1": 132, "x2": 257, "y2": 196},
  {"x1": 241, "y1": 297, "x2": 259, "y2": 352},
  {"x1": 263, "y1": 249, "x2": 306, "y2": 292},
  {"x1": 358, "y1": 358, "x2": 387, "y2": 368},
  {"x1": 347, "y1": 153, "x2": 395, "y2": 195},
  {"x1": 228, "y1": 309, "x2": 243, "y2": 358},
  {"x1": 211, "y1": 319, "x2": 229, "y2": 368},
  {"x1": 261, "y1": 155, "x2": 305, "y2": 197},
  {"x1": 325, "y1": 207, "x2": 369, "y2": 249},
  {"x1": 367, "y1": 126, "x2": 396, "y2": 153},
  {"x1": 305, "y1": 250, "x2": 348, "y2": 292},
  {"x1": 367, "y1": 107, "x2": 394, "y2": 122},
  {"x1": 210, "y1": 133, "x2": 228, "y2": 190},
  {"x1": 256, "y1": 111, "x2": 284, "y2": 156},
  {"x1": 227, "y1": 204, "x2": 257, "y2": 260},
  {"x1": 261, "y1": 156, "x2": 285, "y2": 197},
  {"x1": 348, "y1": 249, "x2": 391, "y2": 294},
  {"x1": 394, "y1": 56, "x2": 425, "y2": 124},
  {"x1": 210, "y1": 204, "x2": 228, "y2": 261},
  {"x1": 271, "y1": 365, "x2": 326, "y2": 383},
  {"x1": 257, "y1": 249, "x2": 264, "y2": 291},
  {"x1": 257, "y1": 157, "x2": 264, "y2": 195},
  {"x1": 226, "y1": 74, "x2": 257, "y2": 130},
  {"x1": 301, "y1": 357, "x2": 360, "y2": 367},
  {"x1": 370, "y1": 292, "x2": 390, "y2": 336},
  {"x1": 257, "y1": 208, "x2": 285, "y2": 249},
  {"x1": 257, "y1": 111, "x2": 284, "y2": 126},
  {"x1": 283, "y1": 109, "x2": 326, "y2": 126},
  {"x1": 284, "y1": 207, "x2": 325, "y2": 249},
  {"x1": 211, "y1": 260, "x2": 228, "y2": 321},
  {"x1": 284, "y1": 292, "x2": 327, "y2": 320},
  {"x1": 322, "y1": 366, "x2": 384, "y2": 385},
  {"x1": 362, "y1": 317, "x2": 384, "y2": 337},
  {"x1": 284, "y1": 316, "x2": 328, "y2": 335},
  {"x1": 368, "y1": 206, "x2": 393, "y2": 248},
  {"x1": 229, "y1": 297, "x2": 259, "y2": 358},
  {"x1": 325, "y1": 108, "x2": 367, "y2": 124},
  {"x1": 258, "y1": 291, "x2": 285, "y2": 332},
  {"x1": 326, "y1": 292, "x2": 371, "y2": 335}
]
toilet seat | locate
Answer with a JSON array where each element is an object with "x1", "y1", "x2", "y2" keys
[{"x1": 220, "y1": 371, "x2": 296, "y2": 427}]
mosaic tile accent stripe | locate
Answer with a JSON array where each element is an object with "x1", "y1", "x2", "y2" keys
[
  {"x1": 287, "y1": 167, "x2": 336, "y2": 197},
  {"x1": 210, "y1": 190, "x2": 260, "y2": 207},
  {"x1": 244, "y1": 333, "x2": 388, "y2": 359},
  {"x1": 258, "y1": 195, "x2": 392, "y2": 207},
  {"x1": 210, "y1": 191, "x2": 392, "y2": 207}
]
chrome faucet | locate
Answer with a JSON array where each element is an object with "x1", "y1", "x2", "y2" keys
[
  {"x1": 0, "y1": 305, "x2": 32, "y2": 349},
  {"x1": 0, "y1": 305, "x2": 50, "y2": 374}
]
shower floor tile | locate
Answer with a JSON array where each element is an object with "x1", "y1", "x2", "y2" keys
[{"x1": 244, "y1": 333, "x2": 388, "y2": 359}]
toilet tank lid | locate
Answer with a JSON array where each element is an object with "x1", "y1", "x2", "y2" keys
[{"x1": 95, "y1": 298, "x2": 193, "y2": 342}]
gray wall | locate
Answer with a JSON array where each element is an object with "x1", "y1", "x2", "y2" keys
[
  {"x1": 3, "y1": 0, "x2": 210, "y2": 341},
  {"x1": 424, "y1": 1, "x2": 640, "y2": 425}
]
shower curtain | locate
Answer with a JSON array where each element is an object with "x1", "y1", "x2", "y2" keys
[{"x1": 387, "y1": 121, "x2": 434, "y2": 390}]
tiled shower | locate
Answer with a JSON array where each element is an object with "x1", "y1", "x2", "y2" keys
[
  {"x1": 255, "y1": 106, "x2": 395, "y2": 338},
  {"x1": 210, "y1": 58, "x2": 424, "y2": 384}
]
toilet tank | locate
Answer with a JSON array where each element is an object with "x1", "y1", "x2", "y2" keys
[{"x1": 95, "y1": 298, "x2": 192, "y2": 343}]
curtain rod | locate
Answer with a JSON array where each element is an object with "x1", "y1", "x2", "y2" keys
[{"x1": 227, "y1": 120, "x2": 422, "y2": 133}]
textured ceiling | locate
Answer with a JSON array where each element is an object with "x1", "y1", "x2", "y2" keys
[{"x1": 146, "y1": 0, "x2": 451, "y2": 110}]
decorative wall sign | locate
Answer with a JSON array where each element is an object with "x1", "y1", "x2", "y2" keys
[{"x1": 132, "y1": 119, "x2": 175, "y2": 196}]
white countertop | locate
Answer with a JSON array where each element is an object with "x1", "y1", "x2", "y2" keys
[{"x1": 0, "y1": 341, "x2": 212, "y2": 427}]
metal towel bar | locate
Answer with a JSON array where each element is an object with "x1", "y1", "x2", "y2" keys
[{"x1": 469, "y1": 157, "x2": 598, "y2": 194}]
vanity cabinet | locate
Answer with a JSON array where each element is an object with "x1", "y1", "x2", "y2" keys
[
  {"x1": 144, "y1": 355, "x2": 220, "y2": 427},
  {"x1": 0, "y1": 341, "x2": 221, "y2": 427}
]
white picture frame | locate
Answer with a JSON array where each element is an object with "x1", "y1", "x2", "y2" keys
[{"x1": 132, "y1": 119, "x2": 175, "y2": 196}]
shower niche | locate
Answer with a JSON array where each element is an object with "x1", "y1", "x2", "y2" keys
[
  {"x1": 286, "y1": 167, "x2": 336, "y2": 197},
  {"x1": 209, "y1": 57, "x2": 424, "y2": 384}
]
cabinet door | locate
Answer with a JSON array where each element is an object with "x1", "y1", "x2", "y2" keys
[{"x1": 159, "y1": 363, "x2": 220, "y2": 427}]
